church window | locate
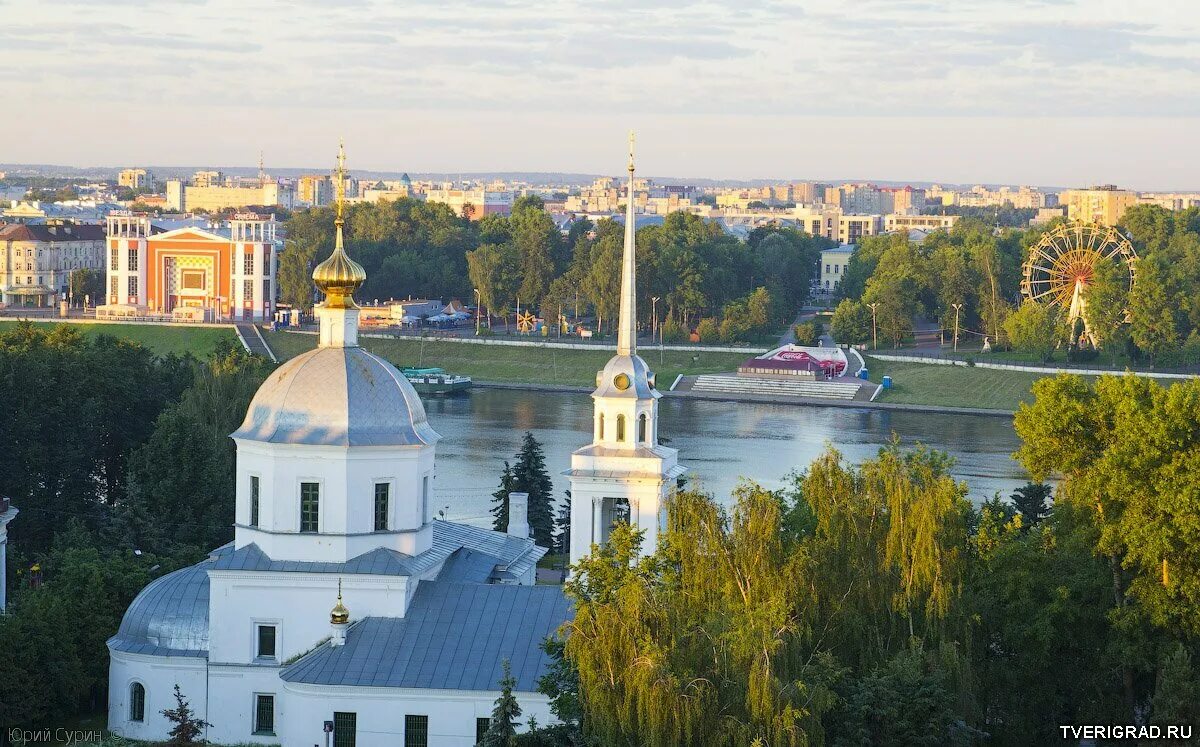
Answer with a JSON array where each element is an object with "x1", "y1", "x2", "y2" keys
[
  {"x1": 300, "y1": 482, "x2": 320, "y2": 532},
  {"x1": 333, "y1": 712, "x2": 357, "y2": 747},
  {"x1": 638, "y1": 414, "x2": 647, "y2": 443},
  {"x1": 374, "y1": 482, "x2": 389, "y2": 531},
  {"x1": 253, "y1": 694, "x2": 275, "y2": 735},
  {"x1": 616, "y1": 414, "x2": 626, "y2": 442},
  {"x1": 476, "y1": 718, "x2": 491, "y2": 744},
  {"x1": 256, "y1": 623, "x2": 277, "y2": 659},
  {"x1": 129, "y1": 682, "x2": 145, "y2": 722},
  {"x1": 249, "y1": 476, "x2": 260, "y2": 527},
  {"x1": 404, "y1": 715, "x2": 429, "y2": 747}
]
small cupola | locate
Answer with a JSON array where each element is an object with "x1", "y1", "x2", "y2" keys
[{"x1": 330, "y1": 579, "x2": 350, "y2": 646}]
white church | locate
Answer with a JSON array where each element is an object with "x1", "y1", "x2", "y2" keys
[{"x1": 107, "y1": 139, "x2": 681, "y2": 746}]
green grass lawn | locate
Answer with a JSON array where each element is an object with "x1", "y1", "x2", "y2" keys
[
  {"x1": 265, "y1": 331, "x2": 752, "y2": 387},
  {"x1": 0, "y1": 320, "x2": 238, "y2": 358},
  {"x1": 865, "y1": 355, "x2": 1051, "y2": 411}
]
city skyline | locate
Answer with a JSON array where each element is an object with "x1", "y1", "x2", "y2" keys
[{"x1": 1, "y1": 1, "x2": 1199, "y2": 188}]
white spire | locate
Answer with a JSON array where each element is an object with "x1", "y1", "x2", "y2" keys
[{"x1": 617, "y1": 131, "x2": 637, "y2": 357}]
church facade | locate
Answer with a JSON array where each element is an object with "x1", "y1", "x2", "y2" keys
[{"x1": 107, "y1": 147, "x2": 570, "y2": 746}]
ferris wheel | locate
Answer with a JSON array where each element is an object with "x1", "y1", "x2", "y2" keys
[
  {"x1": 517, "y1": 310, "x2": 537, "y2": 333},
  {"x1": 1020, "y1": 221, "x2": 1137, "y2": 340}
]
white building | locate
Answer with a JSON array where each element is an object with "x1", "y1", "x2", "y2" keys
[
  {"x1": 107, "y1": 147, "x2": 569, "y2": 747},
  {"x1": 0, "y1": 497, "x2": 16, "y2": 612},
  {"x1": 0, "y1": 220, "x2": 106, "y2": 307},
  {"x1": 568, "y1": 136, "x2": 686, "y2": 568},
  {"x1": 819, "y1": 245, "x2": 856, "y2": 292}
]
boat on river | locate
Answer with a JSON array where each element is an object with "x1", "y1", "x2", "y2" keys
[{"x1": 401, "y1": 367, "x2": 472, "y2": 395}]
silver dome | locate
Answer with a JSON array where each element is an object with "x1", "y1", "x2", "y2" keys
[
  {"x1": 592, "y1": 353, "x2": 660, "y2": 400},
  {"x1": 109, "y1": 561, "x2": 210, "y2": 657},
  {"x1": 232, "y1": 346, "x2": 441, "y2": 447}
]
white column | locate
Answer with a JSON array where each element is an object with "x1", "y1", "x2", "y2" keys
[{"x1": 592, "y1": 497, "x2": 604, "y2": 547}]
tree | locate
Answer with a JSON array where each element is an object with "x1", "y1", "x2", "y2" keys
[
  {"x1": 490, "y1": 461, "x2": 517, "y2": 532},
  {"x1": 564, "y1": 486, "x2": 835, "y2": 747},
  {"x1": 793, "y1": 320, "x2": 821, "y2": 346},
  {"x1": 1128, "y1": 254, "x2": 1182, "y2": 366},
  {"x1": 468, "y1": 243, "x2": 521, "y2": 328},
  {"x1": 161, "y1": 684, "x2": 211, "y2": 745},
  {"x1": 1119, "y1": 204, "x2": 1175, "y2": 255},
  {"x1": 67, "y1": 268, "x2": 104, "y2": 305},
  {"x1": 864, "y1": 252, "x2": 916, "y2": 350},
  {"x1": 1008, "y1": 482, "x2": 1052, "y2": 527},
  {"x1": 120, "y1": 343, "x2": 272, "y2": 554},
  {"x1": 482, "y1": 659, "x2": 522, "y2": 747},
  {"x1": 745, "y1": 287, "x2": 773, "y2": 333},
  {"x1": 1083, "y1": 259, "x2": 1131, "y2": 361},
  {"x1": 0, "y1": 323, "x2": 193, "y2": 555},
  {"x1": 511, "y1": 196, "x2": 561, "y2": 307},
  {"x1": 553, "y1": 497, "x2": 571, "y2": 556},
  {"x1": 511, "y1": 432, "x2": 555, "y2": 548},
  {"x1": 1014, "y1": 373, "x2": 1200, "y2": 718},
  {"x1": 831, "y1": 299, "x2": 872, "y2": 345},
  {"x1": 582, "y1": 232, "x2": 621, "y2": 333},
  {"x1": 1004, "y1": 301, "x2": 1062, "y2": 363}
]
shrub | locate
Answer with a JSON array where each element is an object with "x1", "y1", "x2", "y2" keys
[{"x1": 696, "y1": 317, "x2": 720, "y2": 343}]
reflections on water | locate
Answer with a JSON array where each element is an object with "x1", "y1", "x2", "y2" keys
[{"x1": 423, "y1": 388, "x2": 1028, "y2": 527}]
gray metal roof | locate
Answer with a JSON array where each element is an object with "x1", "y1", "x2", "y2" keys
[
  {"x1": 231, "y1": 346, "x2": 441, "y2": 447},
  {"x1": 211, "y1": 521, "x2": 545, "y2": 580},
  {"x1": 107, "y1": 561, "x2": 212, "y2": 658},
  {"x1": 280, "y1": 581, "x2": 572, "y2": 692},
  {"x1": 436, "y1": 547, "x2": 506, "y2": 583}
]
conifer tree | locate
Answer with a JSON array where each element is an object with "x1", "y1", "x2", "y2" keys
[
  {"x1": 161, "y1": 684, "x2": 211, "y2": 746},
  {"x1": 482, "y1": 659, "x2": 522, "y2": 747},
  {"x1": 490, "y1": 461, "x2": 517, "y2": 532},
  {"x1": 511, "y1": 432, "x2": 555, "y2": 547}
]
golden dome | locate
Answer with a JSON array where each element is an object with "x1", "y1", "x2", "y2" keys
[
  {"x1": 313, "y1": 140, "x2": 366, "y2": 309},
  {"x1": 312, "y1": 230, "x2": 366, "y2": 309},
  {"x1": 330, "y1": 580, "x2": 350, "y2": 625}
]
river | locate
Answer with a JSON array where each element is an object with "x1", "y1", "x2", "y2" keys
[{"x1": 420, "y1": 388, "x2": 1028, "y2": 526}]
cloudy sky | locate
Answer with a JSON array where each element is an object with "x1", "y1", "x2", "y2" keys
[{"x1": 1, "y1": 0, "x2": 1198, "y2": 188}]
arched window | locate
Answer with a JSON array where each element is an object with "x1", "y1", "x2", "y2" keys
[
  {"x1": 597, "y1": 413, "x2": 605, "y2": 440},
  {"x1": 638, "y1": 414, "x2": 648, "y2": 443},
  {"x1": 130, "y1": 682, "x2": 146, "y2": 722},
  {"x1": 616, "y1": 414, "x2": 626, "y2": 442}
]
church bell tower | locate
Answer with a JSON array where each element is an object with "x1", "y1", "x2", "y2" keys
[{"x1": 567, "y1": 133, "x2": 686, "y2": 570}]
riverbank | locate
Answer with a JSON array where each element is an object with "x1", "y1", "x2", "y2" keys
[
  {"x1": 0, "y1": 319, "x2": 237, "y2": 357},
  {"x1": 264, "y1": 330, "x2": 752, "y2": 387},
  {"x1": 864, "y1": 355, "x2": 1056, "y2": 412}
]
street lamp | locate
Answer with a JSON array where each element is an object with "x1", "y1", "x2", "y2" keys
[
  {"x1": 473, "y1": 288, "x2": 481, "y2": 335},
  {"x1": 867, "y1": 302, "x2": 879, "y2": 350},
  {"x1": 951, "y1": 302, "x2": 964, "y2": 354},
  {"x1": 651, "y1": 296, "x2": 660, "y2": 344}
]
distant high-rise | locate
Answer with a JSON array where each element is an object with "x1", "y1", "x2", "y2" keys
[
  {"x1": 297, "y1": 174, "x2": 333, "y2": 207},
  {"x1": 1059, "y1": 186, "x2": 1138, "y2": 226},
  {"x1": 118, "y1": 168, "x2": 151, "y2": 190}
]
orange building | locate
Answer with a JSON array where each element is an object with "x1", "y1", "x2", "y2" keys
[{"x1": 99, "y1": 212, "x2": 278, "y2": 321}]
